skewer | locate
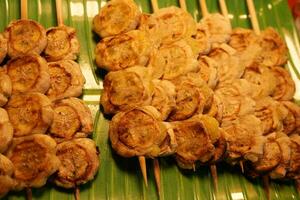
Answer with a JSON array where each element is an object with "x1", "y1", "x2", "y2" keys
[
  {"x1": 239, "y1": 161, "x2": 244, "y2": 173},
  {"x1": 210, "y1": 165, "x2": 218, "y2": 192},
  {"x1": 138, "y1": 156, "x2": 148, "y2": 187},
  {"x1": 55, "y1": 0, "x2": 64, "y2": 26},
  {"x1": 296, "y1": 179, "x2": 300, "y2": 194},
  {"x1": 75, "y1": 186, "x2": 80, "y2": 200},
  {"x1": 262, "y1": 175, "x2": 270, "y2": 200},
  {"x1": 153, "y1": 159, "x2": 161, "y2": 197},
  {"x1": 21, "y1": 0, "x2": 28, "y2": 19},
  {"x1": 26, "y1": 188, "x2": 32, "y2": 200},
  {"x1": 218, "y1": 0, "x2": 231, "y2": 26},
  {"x1": 179, "y1": 0, "x2": 187, "y2": 11},
  {"x1": 151, "y1": 0, "x2": 159, "y2": 12},
  {"x1": 246, "y1": 0, "x2": 260, "y2": 35},
  {"x1": 199, "y1": 0, "x2": 209, "y2": 17}
]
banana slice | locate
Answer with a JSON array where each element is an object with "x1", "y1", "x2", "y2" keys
[
  {"x1": 54, "y1": 138, "x2": 99, "y2": 188},
  {"x1": 0, "y1": 154, "x2": 15, "y2": 198},
  {"x1": 5, "y1": 134, "x2": 60, "y2": 190},
  {"x1": 49, "y1": 97, "x2": 93, "y2": 142},
  {"x1": 168, "y1": 73, "x2": 214, "y2": 121},
  {"x1": 286, "y1": 134, "x2": 300, "y2": 180},
  {"x1": 151, "y1": 80, "x2": 176, "y2": 120},
  {"x1": 172, "y1": 115, "x2": 220, "y2": 169},
  {"x1": 270, "y1": 66, "x2": 295, "y2": 101},
  {"x1": 46, "y1": 60, "x2": 85, "y2": 101},
  {"x1": 101, "y1": 66, "x2": 153, "y2": 114},
  {"x1": 242, "y1": 65, "x2": 276, "y2": 99},
  {"x1": 44, "y1": 25, "x2": 80, "y2": 61},
  {"x1": 197, "y1": 56, "x2": 219, "y2": 89},
  {"x1": 0, "y1": 33, "x2": 7, "y2": 64},
  {"x1": 258, "y1": 27, "x2": 288, "y2": 67},
  {"x1": 0, "y1": 108, "x2": 13, "y2": 153},
  {"x1": 148, "y1": 40, "x2": 198, "y2": 80},
  {"x1": 95, "y1": 30, "x2": 152, "y2": 71},
  {"x1": 200, "y1": 13, "x2": 231, "y2": 45},
  {"x1": 205, "y1": 94, "x2": 223, "y2": 122},
  {"x1": 110, "y1": 106, "x2": 177, "y2": 158},
  {"x1": 139, "y1": 6, "x2": 196, "y2": 45},
  {"x1": 5, "y1": 54, "x2": 50, "y2": 94},
  {"x1": 254, "y1": 97, "x2": 287, "y2": 135},
  {"x1": 281, "y1": 101, "x2": 300, "y2": 135},
  {"x1": 5, "y1": 92, "x2": 54, "y2": 137},
  {"x1": 190, "y1": 22, "x2": 211, "y2": 55},
  {"x1": 4, "y1": 19, "x2": 47, "y2": 58},
  {"x1": 93, "y1": 0, "x2": 140, "y2": 38},
  {"x1": 222, "y1": 115, "x2": 264, "y2": 163},
  {"x1": 0, "y1": 74, "x2": 12, "y2": 107}
]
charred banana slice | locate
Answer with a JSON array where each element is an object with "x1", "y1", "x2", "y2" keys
[
  {"x1": 139, "y1": 6, "x2": 196, "y2": 45},
  {"x1": 100, "y1": 66, "x2": 153, "y2": 114},
  {"x1": 46, "y1": 60, "x2": 85, "y2": 101},
  {"x1": 44, "y1": 25, "x2": 80, "y2": 61},
  {"x1": 5, "y1": 54, "x2": 50, "y2": 94},
  {"x1": 110, "y1": 106, "x2": 177, "y2": 158},
  {"x1": 270, "y1": 66, "x2": 295, "y2": 101},
  {"x1": 5, "y1": 134, "x2": 60, "y2": 190},
  {"x1": 93, "y1": 0, "x2": 140, "y2": 38},
  {"x1": 5, "y1": 92, "x2": 54, "y2": 137},
  {"x1": 0, "y1": 108, "x2": 13, "y2": 153},
  {"x1": 0, "y1": 154, "x2": 15, "y2": 198},
  {"x1": 169, "y1": 73, "x2": 214, "y2": 121},
  {"x1": 4, "y1": 19, "x2": 47, "y2": 58},
  {"x1": 95, "y1": 30, "x2": 152, "y2": 71},
  {"x1": 148, "y1": 40, "x2": 198, "y2": 80},
  {"x1": 151, "y1": 80, "x2": 176, "y2": 120},
  {"x1": 0, "y1": 74, "x2": 12, "y2": 107},
  {"x1": 49, "y1": 97, "x2": 93, "y2": 142},
  {"x1": 197, "y1": 56, "x2": 219, "y2": 89},
  {"x1": 54, "y1": 138, "x2": 99, "y2": 188},
  {"x1": 281, "y1": 101, "x2": 300, "y2": 135},
  {"x1": 0, "y1": 33, "x2": 7, "y2": 64},
  {"x1": 286, "y1": 134, "x2": 300, "y2": 180},
  {"x1": 200, "y1": 13, "x2": 231, "y2": 45}
]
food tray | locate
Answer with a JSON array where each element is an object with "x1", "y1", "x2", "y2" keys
[{"x1": 1, "y1": 0, "x2": 300, "y2": 199}]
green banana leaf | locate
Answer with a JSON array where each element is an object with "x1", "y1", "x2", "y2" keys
[{"x1": 1, "y1": 0, "x2": 300, "y2": 199}]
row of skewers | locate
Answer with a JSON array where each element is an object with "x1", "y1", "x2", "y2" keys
[
  {"x1": 93, "y1": 0, "x2": 300, "y2": 199},
  {"x1": 0, "y1": 0, "x2": 99, "y2": 199}
]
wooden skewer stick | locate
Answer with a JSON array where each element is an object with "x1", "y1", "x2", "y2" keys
[
  {"x1": 26, "y1": 188, "x2": 32, "y2": 200},
  {"x1": 239, "y1": 160, "x2": 244, "y2": 174},
  {"x1": 179, "y1": 0, "x2": 187, "y2": 11},
  {"x1": 151, "y1": 0, "x2": 159, "y2": 13},
  {"x1": 246, "y1": 0, "x2": 261, "y2": 35},
  {"x1": 262, "y1": 175, "x2": 270, "y2": 200},
  {"x1": 210, "y1": 165, "x2": 218, "y2": 192},
  {"x1": 138, "y1": 156, "x2": 148, "y2": 187},
  {"x1": 55, "y1": 0, "x2": 64, "y2": 26},
  {"x1": 75, "y1": 187, "x2": 80, "y2": 200},
  {"x1": 199, "y1": 0, "x2": 209, "y2": 17},
  {"x1": 21, "y1": 0, "x2": 28, "y2": 19},
  {"x1": 295, "y1": 179, "x2": 300, "y2": 194},
  {"x1": 153, "y1": 159, "x2": 161, "y2": 197},
  {"x1": 218, "y1": 0, "x2": 231, "y2": 26}
]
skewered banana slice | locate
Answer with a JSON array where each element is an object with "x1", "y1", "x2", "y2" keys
[
  {"x1": 242, "y1": 65, "x2": 276, "y2": 99},
  {"x1": 197, "y1": 56, "x2": 219, "y2": 89},
  {"x1": 101, "y1": 66, "x2": 153, "y2": 114},
  {"x1": 254, "y1": 97, "x2": 288, "y2": 135},
  {"x1": 95, "y1": 30, "x2": 152, "y2": 71},
  {"x1": 46, "y1": 60, "x2": 85, "y2": 101},
  {"x1": 5, "y1": 54, "x2": 50, "y2": 94},
  {"x1": 54, "y1": 138, "x2": 99, "y2": 188},
  {"x1": 286, "y1": 134, "x2": 300, "y2": 180},
  {"x1": 0, "y1": 154, "x2": 15, "y2": 198},
  {"x1": 200, "y1": 13, "x2": 232, "y2": 45},
  {"x1": 0, "y1": 73, "x2": 12, "y2": 107},
  {"x1": 110, "y1": 106, "x2": 177, "y2": 158},
  {"x1": 222, "y1": 115, "x2": 265, "y2": 164},
  {"x1": 168, "y1": 73, "x2": 214, "y2": 121},
  {"x1": 4, "y1": 19, "x2": 47, "y2": 58},
  {"x1": 281, "y1": 101, "x2": 300, "y2": 135},
  {"x1": 151, "y1": 80, "x2": 176, "y2": 120},
  {"x1": 148, "y1": 40, "x2": 198, "y2": 80},
  {"x1": 5, "y1": 92, "x2": 54, "y2": 137},
  {"x1": 172, "y1": 115, "x2": 221, "y2": 169},
  {"x1": 0, "y1": 33, "x2": 7, "y2": 64},
  {"x1": 49, "y1": 97, "x2": 93, "y2": 142},
  {"x1": 270, "y1": 66, "x2": 295, "y2": 101},
  {"x1": 5, "y1": 134, "x2": 60, "y2": 190},
  {"x1": 0, "y1": 108, "x2": 13, "y2": 153},
  {"x1": 258, "y1": 27, "x2": 288, "y2": 67},
  {"x1": 139, "y1": 6, "x2": 196, "y2": 45},
  {"x1": 205, "y1": 94, "x2": 223, "y2": 122},
  {"x1": 44, "y1": 25, "x2": 80, "y2": 61},
  {"x1": 189, "y1": 22, "x2": 211, "y2": 56},
  {"x1": 93, "y1": 0, "x2": 140, "y2": 38}
]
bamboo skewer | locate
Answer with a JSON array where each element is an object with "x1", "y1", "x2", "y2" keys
[
  {"x1": 153, "y1": 159, "x2": 161, "y2": 197},
  {"x1": 55, "y1": 0, "x2": 64, "y2": 26},
  {"x1": 26, "y1": 188, "x2": 32, "y2": 200},
  {"x1": 210, "y1": 165, "x2": 218, "y2": 192},
  {"x1": 199, "y1": 0, "x2": 209, "y2": 17},
  {"x1": 246, "y1": 0, "x2": 260, "y2": 35},
  {"x1": 151, "y1": 0, "x2": 159, "y2": 12},
  {"x1": 75, "y1": 187, "x2": 80, "y2": 200},
  {"x1": 21, "y1": 0, "x2": 28, "y2": 19},
  {"x1": 262, "y1": 175, "x2": 270, "y2": 200},
  {"x1": 239, "y1": 161, "x2": 245, "y2": 174},
  {"x1": 138, "y1": 156, "x2": 148, "y2": 187},
  {"x1": 219, "y1": 0, "x2": 231, "y2": 26},
  {"x1": 179, "y1": 0, "x2": 187, "y2": 11}
]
